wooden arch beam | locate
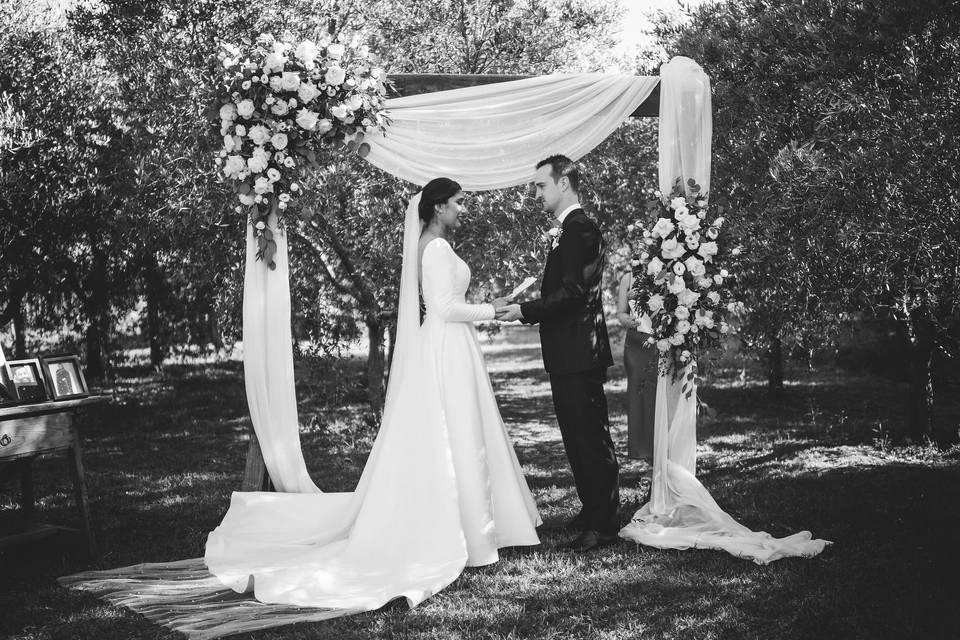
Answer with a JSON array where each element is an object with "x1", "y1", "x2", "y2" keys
[{"x1": 388, "y1": 74, "x2": 661, "y2": 118}]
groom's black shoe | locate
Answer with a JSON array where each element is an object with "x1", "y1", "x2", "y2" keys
[
  {"x1": 564, "y1": 529, "x2": 619, "y2": 553},
  {"x1": 565, "y1": 511, "x2": 587, "y2": 531}
]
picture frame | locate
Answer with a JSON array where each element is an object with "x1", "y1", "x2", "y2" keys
[
  {"x1": 5, "y1": 358, "x2": 50, "y2": 403},
  {"x1": 39, "y1": 354, "x2": 90, "y2": 401}
]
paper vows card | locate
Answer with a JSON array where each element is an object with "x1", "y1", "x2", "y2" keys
[{"x1": 508, "y1": 276, "x2": 538, "y2": 300}]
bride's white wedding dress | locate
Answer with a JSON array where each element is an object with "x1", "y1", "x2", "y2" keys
[
  {"x1": 59, "y1": 198, "x2": 540, "y2": 639},
  {"x1": 205, "y1": 236, "x2": 541, "y2": 604}
]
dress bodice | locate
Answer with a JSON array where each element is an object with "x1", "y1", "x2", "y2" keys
[{"x1": 421, "y1": 238, "x2": 494, "y2": 323}]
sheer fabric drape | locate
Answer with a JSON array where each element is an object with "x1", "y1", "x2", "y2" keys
[{"x1": 619, "y1": 57, "x2": 830, "y2": 564}]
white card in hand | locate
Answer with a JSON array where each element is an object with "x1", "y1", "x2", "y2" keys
[{"x1": 508, "y1": 276, "x2": 537, "y2": 300}]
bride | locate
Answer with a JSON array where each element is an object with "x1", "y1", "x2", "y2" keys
[{"x1": 201, "y1": 177, "x2": 541, "y2": 610}]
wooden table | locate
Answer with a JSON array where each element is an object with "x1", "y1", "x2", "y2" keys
[{"x1": 0, "y1": 396, "x2": 105, "y2": 556}]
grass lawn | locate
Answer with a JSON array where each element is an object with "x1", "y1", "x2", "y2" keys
[{"x1": 1, "y1": 326, "x2": 958, "y2": 639}]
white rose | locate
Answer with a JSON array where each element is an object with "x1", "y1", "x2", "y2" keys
[
  {"x1": 298, "y1": 81, "x2": 321, "y2": 104},
  {"x1": 248, "y1": 125, "x2": 271, "y2": 146},
  {"x1": 715, "y1": 216, "x2": 726, "y2": 227},
  {"x1": 254, "y1": 176, "x2": 273, "y2": 194},
  {"x1": 284, "y1": 156, "x2": 295, "y2": 167},
  {"x1": 697, "y1": 277, "x2": 712, "y2": 289},
  {"x1": 668, "y1": 277, "x2": 686, "y2": 295},
  {"x1": 267, "y1": 167, "x2": 281, "y2": 182},
  {"x1": 684, "y1": 256, "x2": 706, "y2": 277},
  {"x1": 652, "y1": 217, "x2": 675, "y2": 239},
  {"x1": 720, "y1": 322, "x2": 730, "y2": 334},
  {"x1": 295, "y1": 40, "x2": 318, "y2": 67},
  {"x1": 325, "y1": 65, "x2": 347, "y2": 86},
  {"x1": 657, "y1": 339, "x2": 671, "y2": 352},
  {"x1": 242, "y1": 80, "x2": 251, "y2": 90},
  {"x1": 676, "y1": 320, "x2": 691, "y2": 334},
  {"x1": 346, "y1": 94, "x2": 363, "y2": 111},
  {"x1": 706, "y1": 226, "x2": 719, "y2": 240},
  {"x1": 295, "y1": 108, "x2": 319, "y2": 130},
  {"x1": 720, "y1": 269, "x2": 729, "y2": 277},
  {"x1": 223, "y1": 155, "x2": 246, "y2": 179},
  {"x1": 281, "y1": 71, "x2": 301, "y2": 91},
  {"x1": 236, "y1": 99, "x2": 255, "y2": 118},
  {"x1": 678, "y1": 289, "x2": 701, "y2": 307},
  {"x1": 270, "y1": 133, "x2": 288, "y2": 151},
  {"x1": 271, "y1": 101, "x2": 290, "y2": 116},
  {"x1": 670, "y1": 196, "x2": 686, "y2": 211},
  {"x1": 278, "y1": 193, "x2": 291, "y2": 202},
  {"x1": 234, "y1": 124, "x2": 247, "y2": 137},
  {"x1": 290, "y1": 183, "x2": 299, "y2": 192},
  {"x1": 661, "y1": 237, "x2": 685, "y2": 260},
  {"x1": 731, "y1": 247, "x2": 742, "y2": 256},
  {"x1": 674, "y1": 305, "x2": 690, "y2": 320},
  {"x1": 727, "y1": 302, "x2": 737, "y2": 314},
  {"x1": 371, "y1": 67, "x2": 383, "y2": 79},
  {"x1": 247, "y1": 146, "x2": 270, "y2": 173},
  {"x1": 680, "y1": 350, "x2": 691, "y2": 362},
  {"x1": 647, "y1": 256, "x2": 665, "y2": 277},
  {"x1": 672, "y1": 261, "x2": 686, "y2": 276},
  {"x1": 223, "y1": 134, "x2": 236, "y2": 152},
  {"x1": 676, "y1": 211, "x2": 701, "y2": 232},
  {"x1": 316, "y1": 118, "x2": 333, "y2": 134},
  {"x1": 219, "y1": 103, "x2": 237, "y2": 120},
  {"x1": 238, "y1": 192, "x2": 255, "y2": 206},
  {"x1": 269, "y1": 75, "x2": 284, "y2": 92},
  {"x1": 326, "y1": 43, "x2": 345, "y2": 59},
  {"x1": 264, "y1": 51, "x2": 286, "y2": 73},
  {"x1": 647, "y1": 294, "x2": 664, "y2": 313},
  {"x1": 698, "y1": 241, "x2": 719, "y2": 261},
  {"x1": 669, "y1": 333, "x2": 685, "y2": 346},
  {"x1": 707, "y1": 291, "x2": 721, "y2": 305},
  {"x1": 713, "y1": 274, "x2": 724, "y2": 285},
  {"x1": 330, "y1": 104, "x2": 349, "y2": 120}
]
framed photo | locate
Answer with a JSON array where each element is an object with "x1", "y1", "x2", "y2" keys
[
  {"x1": 5, "y1": 359, "x2": 50, "y2": 403},
  {"x1": 40, "y1": 354, "x2": 90, "y2": 400}
]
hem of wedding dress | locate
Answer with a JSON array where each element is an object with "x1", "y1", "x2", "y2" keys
[{"x1": 465, "y1": 538, "x2": 541, "y2": 568}]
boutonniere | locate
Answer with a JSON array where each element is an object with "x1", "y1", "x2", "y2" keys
[{"x1": 545, "y1": 226, "x2": 563, "y2": 250}]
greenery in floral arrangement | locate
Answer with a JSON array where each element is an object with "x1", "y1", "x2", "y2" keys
[
  {"x1": 628, "y1": 178, "x2": 740, "y2": 391},
  {"x1": 213, "y1": 31, "x2": 389, "y2": 269}
]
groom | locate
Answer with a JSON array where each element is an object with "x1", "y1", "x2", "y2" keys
[{"x1": 497, "y1": 155, "x2": 619, "y2": 552}]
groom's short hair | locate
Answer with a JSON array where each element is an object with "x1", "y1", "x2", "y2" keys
[{"x1": 537, "y1": 154, "x2": 580, "y2": 194}]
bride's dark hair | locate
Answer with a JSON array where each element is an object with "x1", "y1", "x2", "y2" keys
[{"x1": 419, "y1": 178, "x2": 461, "y2": 224}]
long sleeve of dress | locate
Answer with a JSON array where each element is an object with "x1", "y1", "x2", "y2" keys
[{"x1": 422, "y1": 239, "x2": 495, "y2": 322}]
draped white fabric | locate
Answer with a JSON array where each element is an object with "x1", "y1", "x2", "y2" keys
[
  {"x1": 619, "y1": 57, "x2": 830, "y2": 563},
  {"x1": 365, "y1": 73, "x2": 659, "y2": 190},
  {"x1": 241, "y1": 211, "x2": 319, "y2": 493}
]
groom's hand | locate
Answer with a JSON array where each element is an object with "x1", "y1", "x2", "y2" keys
[{"x1": 496, "y1": 304, "x2": 523, "y2": 322}]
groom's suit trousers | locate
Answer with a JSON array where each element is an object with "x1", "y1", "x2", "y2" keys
[{"x1": 549, "y1": 368, "x2": 619, "y2": 534}]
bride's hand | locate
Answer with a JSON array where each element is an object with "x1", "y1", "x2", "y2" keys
[{"x1": 492, "y1": 296, "x2": 511, "y2": 310}]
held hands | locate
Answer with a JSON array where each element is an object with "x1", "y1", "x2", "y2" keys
[{"x1": 496, "y1": 304, "x2": 523, "y2": 322}]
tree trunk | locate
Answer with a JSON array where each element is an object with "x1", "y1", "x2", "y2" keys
[
  {"x1": 144, "y1": 255, "x2": 166, "y2": 370},
  {"x1": 12, "y1": 303, "x2": 26, "y2": 359},
  {"x1": 766, "y1": 334, "x2": 784, "y2": 392},
  {"x1": 84, "y1": 245, "x2": 109, "y2": 380},
  {"x1": 365, "y1": 316, "x2": 387, "y2": 415},
  {"x1": 903, "y1": 313, "x2": 935, "y2": 442}
]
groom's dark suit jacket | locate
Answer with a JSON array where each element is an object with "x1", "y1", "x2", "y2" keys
[{"x1": 520, "y1": 209, "x2": 613, "y2": 374}]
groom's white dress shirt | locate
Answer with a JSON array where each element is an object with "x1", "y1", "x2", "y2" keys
[{"x1": 555, "y1": 202, "x2": 581, "y2": 225}]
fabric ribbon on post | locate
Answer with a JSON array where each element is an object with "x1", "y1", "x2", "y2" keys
[{"x1": 619, "y1": 58, "x2": 830, "y2": 564}]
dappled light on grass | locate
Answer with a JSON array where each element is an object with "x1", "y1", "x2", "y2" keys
[{"x1": 1, "y1": 326, "x2": 957, "y2": 639}]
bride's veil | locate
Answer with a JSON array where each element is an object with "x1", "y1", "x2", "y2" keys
[{"x1": 381, "y1": 191, "x2": 422, "y2": 425}]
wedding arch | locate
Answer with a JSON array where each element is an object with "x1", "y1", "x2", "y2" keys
[{"x1": 242, "y1": 57, "x2": 708, "y2": 496}]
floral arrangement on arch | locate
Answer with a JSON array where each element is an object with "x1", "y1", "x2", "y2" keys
[
  {"x1": 214, "y1": 31, "x2": 389, "y2": 269},
  {"x1": 627, "y1": 178, "x2": 740, "y2": 387}
]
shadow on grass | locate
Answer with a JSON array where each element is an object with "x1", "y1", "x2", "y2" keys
[{"x1": 1, "y1": 327, "x2": 958, "y2": 639}]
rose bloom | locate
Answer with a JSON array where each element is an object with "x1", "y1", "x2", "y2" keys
[
  {"x1": 677, "y1": 289, "x2": 700, "y2": 307},
  {"x1": 697, "y1": 277, "x2": 712, "y2": 289},
  {"x1": 316, "y1": 118, "x2": 333, "y2": 134},
  {"x1": 676, "y1": 320, "x2": 691, "y2": 334},
  {"x1": 236, "y1": 99, "x2": 255, "y2": 118},
  {"x1": 295, "y1": 40, "x2": 318, "y2": 66},
  {"x1": 267, "y1": 167, "x2": 281, "y2": 182},
  {"x1": 346, "y1": 94, "x2": 363, "y2": 111},
  {"x1": 223, "y1": 155, "x2": 246, "y2": 178},
  {"x1": 269, "y1": 75, "x2": 284, "y2": 92},
  {"x1": 698, "y1": 241, "x2": 719, "y2": 261},
  {"x1": 330, "y1": 104, "x2": 349, "y2": 120},
  {"x1": 668, "y1": 277, "x2": 686, "y2": 295},
  {"x1": 298, "y1": 81, "x2": 321, "y2": 104},
  {"x1": 219, "y1": 103, "x2": 237, "y2": 120},
  {"x1": 270, "y1": 133, "x2": 289, "y2": 150},
  {"x1": 241, "y1": 80, "x2": 251, "y2": 90},
  {"x1": 284, "y1": 156, "x2": 295, "y2": 167},
  {"x1": 672, "y1": 261, "x2": 686, "y2": 276},
  {"x1": 674, "y1": 305, "x2": 690, "y2": 320},
  {"x1": 248, "y1": 124, "x2": 271, "y2": 146},
  {"x1": 660, "y1": 237, "x2": 685, "y2": 260},
  {"x1": 647, "y1": 293, "x2": 665, "y2": 312},
  {"x1": 325, "y1": 65, "x2": 347, "y2": 86},
  {"x1": 707, "y1": 291, "x2": 721, "y2": 305},
  {"x1": 646, "y1": 256, "x2": 664, "y2": 276},
  {"x1": 296, "y1": 108, "x2": 319, "y2": 130},
  {"x1": 706, "y1": 226, "x2": 719, "y2": 240},
  {"x1": 684, "y1": 256, "x2": 706, "y2": 277},
  {"x1": 238, "y1": 192, "x2": 255, "y2": 206},
  {"x1": 713, "y1": 274, "x2": 724, "y2": 285},
  {"x1": 271, "y1": 101, "x2": 290, "y2": 116},
  {"x1": 281, "y1": 71, "x2": 301, "y2": 91},
  {"x1": 263, "y1": 51, "x2": 286, "y2": 73},
  {"x1": 254, "y1": 176, "x2": 273, "y2": 194},
  {"x1": 670, "y1": 196, "x2": 686, "y2": 211},
  {"x1": 652, "y1": 217, "x2": 675, "y2": 239},
  {"x1": 669, "y1": 333, "x2": 685, "y2": 346},
  {"x1": 326, "y1": 43, "x2": 345, "y2": 59},
  {"x1": 247, "y1": 148, "x2": 270, "y2": 174},
  {"x1": 234, "y1": 124, "x2": 247, "y2": 137},
  {"x1": 657, "y1": 339, "x2": 671, "y2": 352}
]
